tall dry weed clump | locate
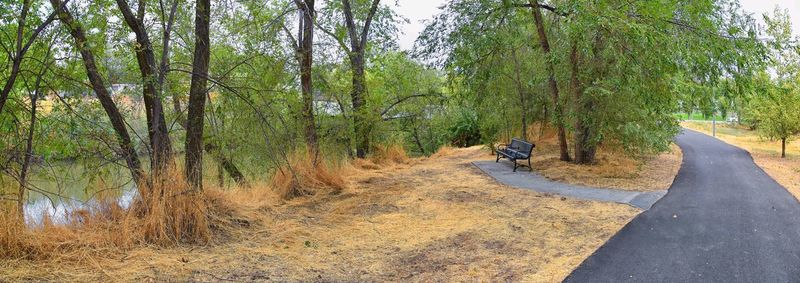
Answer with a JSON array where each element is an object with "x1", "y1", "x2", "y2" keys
[
  {"x1": 369, "y1": 144, "x2": 410, "y2": 165},
  {"x1": 130, "y1": 169, "x2": 210, "y2": 245},
  {"x1": 0, "y1": 167, "x2": 243, "y2": 261},
  {"x1": 349, "y1": 144, "x2": 411, "y2": 170},
  {"x1": 271, "y1": 150, "x2": 347, "y2": 200},
  {"x1": 0, "y1": 201, "x2": 29, "y2": 259},
  {"x1": 431, "y1": 145, "x2": 456, "y2": 158}
]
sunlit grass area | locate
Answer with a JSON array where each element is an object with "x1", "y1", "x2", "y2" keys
[{"x1": 674, "y1": 113, "x2": 728, "y2": 121}]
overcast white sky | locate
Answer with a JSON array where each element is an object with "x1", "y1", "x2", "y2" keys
[{"x1": 394, "y1": 0, "x2": 800, "y2": 50}]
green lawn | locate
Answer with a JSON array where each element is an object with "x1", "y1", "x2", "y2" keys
[{"x1": 674, "y1": 113, "x2": 727, "y2": 121}]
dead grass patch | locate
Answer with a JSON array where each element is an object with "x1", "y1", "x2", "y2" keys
[
  {"x1": 370, "y1": 144, "x2": 411, "y2": 165},
  {"x1": 0, "y1": 167, "x2": 252, "y2": 268},
  {"x1": 271, "y1": 150, "x2": 347, "y2": 199},
  {"x1": 1, "y1": 146, "x2": 639, "y2": 282},
  {"x1": 682, "y1": 121, "x2": 800, "y2": 201},
  {"x1": 502, "y1": 125, "x2": 682, "y2": 191}
]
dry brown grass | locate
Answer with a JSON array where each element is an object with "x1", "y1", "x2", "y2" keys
[
  {"x1": 682, "y1": 121, "x2": 800, "y2": 201},
  {"x1": 509, "y1": 125, "x2": 683, "y2": 191},
  {"x1": 1, "y1": 146, "x2": 639, "y2": 282},
  {"x1": 0, "y1": 202, "x2": 28, "y2": 259},
  {"x1": 369, "y1": 144, "x2": 411, "y2": 165},
  {"x1": 0, "y1": 168, "x2": 243, "y2": 267},
  {"x1": 271, "y1": 150, "x2": 347, "y2": 199}
]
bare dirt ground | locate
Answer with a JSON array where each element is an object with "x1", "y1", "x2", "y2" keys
[
  {"x1": 1, "y1": 147, "x2": 639, "y2": 282},
  {"x1": 682, "y1": 121, "x2": 800, "y2": 201}
]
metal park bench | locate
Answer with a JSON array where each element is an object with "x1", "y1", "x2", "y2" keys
[{"x1": 495, "y1": 138, "x2": 535, "y2": 172}]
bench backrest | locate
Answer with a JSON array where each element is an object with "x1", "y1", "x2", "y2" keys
[{"x1": 509, "y1": 138, "x2": 535, "y2": 156}]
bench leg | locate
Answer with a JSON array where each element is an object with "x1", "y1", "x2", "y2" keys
[
  {"x1": 496, "y1": 153, "x2": 500, "y2": 163},
  {"x1": 513, "y1": 160, "x2": 518, "y2": 172},
  {"x1": 528, "y1": 158, "x2": 532, "y2": 171}
]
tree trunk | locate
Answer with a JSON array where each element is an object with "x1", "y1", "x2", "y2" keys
[
  {"x1": 782, "y1": 137, "x2": 786, "y2": 158},
  {"x1": 570, "y1": 41, "x2": 595, "y2": 164},
  {"x1": 412, "y1": 126, "x2": 426, "y2": 155},
  {"x1": 185, "y1": 0, "x2": 211, "y2": 190},
  {"x1": 115, "y1": 0, "x2": 173, "y2": 177},
  {"x1": 50, "y1": 0, "x2": 145, "y2": 185},
  {"x1": 511, "y1": 48, "x2": 528, "y2": 140},
  {"x1": 529, "y1": 0, "x2": 570, "y2": 161},
  {"x1": 18, "y1": 82, "x2": 38, "y2": 219},
  {"x1": 341, "y1": 0, "x2": 380, "y2": 158},
  {"x1": 350, "y1": 51, "x2": 369, "y2": 158},
  {"x1": 17, "y1": 37, "x2": 53, "y2": 219},
  {"x1": 297, "y1": 0, "x2": 319, "y2": 155}
]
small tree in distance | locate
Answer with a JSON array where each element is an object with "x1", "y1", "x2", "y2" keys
[
  {"x1": 748, "y1": 77, "x2": 800, "y2": 158},
  {"x1": 748, "y1": 8, "x2": 800, "y2": 159}
]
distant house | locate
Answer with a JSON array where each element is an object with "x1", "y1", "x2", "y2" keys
[
  {"x1": 110, "y1": 84, "x2": 138, "y2": 96},
  {"x1": 313, "y1": 91, "x2": 343, "y2": 116}
]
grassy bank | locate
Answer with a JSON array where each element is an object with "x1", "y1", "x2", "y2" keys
[{"x1": 682, "y1": 121, "x2": 800, "y2": 201}]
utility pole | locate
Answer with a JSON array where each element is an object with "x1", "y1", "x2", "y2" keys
[
  {"x1": 712, "y1": 87, "x2": 717, "y2": 137},
  {"x1": 712, "y1": 113, "x2": 716, "y2": 137}
]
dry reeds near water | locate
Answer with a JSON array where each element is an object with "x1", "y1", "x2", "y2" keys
[
  {"x1": 0, "y1": 168, "x2": 229, "y2": 261},
  {"x1": 0, "y1": 146, "x2": 411, "y2": 262}
]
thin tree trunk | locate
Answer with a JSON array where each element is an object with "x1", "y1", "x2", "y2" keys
[
  {"x1": 573, "y1": 35, "x2": 605, "y2": 164},
  {"x1": 511, "y1": 48, "x2": 528, "y2": 140},
  {"x1": 782, "y1": 138, "x2": 786, "y2": 158},
  {"x1": 185, "y1": 0, "x2": 211, "y2": 190},
  {"x1": 0, "y1": 60, "x2": 24, "y2": 116},
  {"x1": 529, "y1": 0, "x2": 570, "y2": 161},
  {"x1": 50, "y1": 0, "x2": 145, "y2": 185},
  {"x1": 350, "y1": 52, "x2": 369, "y2": 157},
  {"x1": 159, "y1": 0, "x2": 183, "y2": 127},
  {"x1": 115, "y1": 0, "x2": 173, "y2": 177},
  {"x1": 570, "y1": 41, "x2": 592, "y2": 164},
  {"x1": 412, "y1": 125, "x2": 426, "y2": 155},
  {"x1": 296, "y1": 0, "x2": 319, "y2": 155},
  {"x1": 342, "y1": 0, "x2": 380, "y2": 158},
  {"x1": 18, "y1": 83, "x2": 38, "y2": 220},
  {"x1": 17, "y1": 35, "x2": 54, "y2": 219}
]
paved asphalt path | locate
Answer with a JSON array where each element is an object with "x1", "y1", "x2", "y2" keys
[
  {"x1": 565, "y1": 129, "x2": 800, "y2": 282},
  {"x1": 473, "y1": 161, "x2": 665, "y2": 209}
]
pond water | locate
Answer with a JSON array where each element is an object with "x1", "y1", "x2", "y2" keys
[{"x1": 11, "y1": 163, "x2": 137, "y2": 226}]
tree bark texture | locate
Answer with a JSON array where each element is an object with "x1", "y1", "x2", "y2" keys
[
  {"x1": 185, "y1": 0, "x2": 211, "y2": 190},
  {"x1": 529, "y1": 0, "x2": 570, "y2": 161}
]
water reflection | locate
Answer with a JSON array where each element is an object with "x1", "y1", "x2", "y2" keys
[
  {"x1": 23, "y1": 186, "x2": 137, "y2": 226},
  {"x1": 18, "y1": 163, "x2": 137, "y2": 226}
]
